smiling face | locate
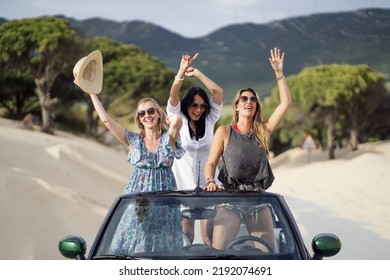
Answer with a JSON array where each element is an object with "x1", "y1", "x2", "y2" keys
[
  {"x1": 232, "y1": 88, "x2": 263, "y2": 125},
  {"x1": 137, "y1": 101, "x2": 160, "y2": 129},
  {"x1": 187, "y1": 94, "x2": 208, "y2": 122},
  {"x1": 236, "y1": 90, "x2": 258, "y2": 117}
]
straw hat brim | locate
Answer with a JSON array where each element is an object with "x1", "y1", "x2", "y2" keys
[{"x1": 73, "y1": 50, "x2": 103, "y2": 95}]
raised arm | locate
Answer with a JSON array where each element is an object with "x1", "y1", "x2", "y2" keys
[
  {"x1": 167, "y1": 114, "x2": 183, "y2": 149},
  {"x1": 169, "y1": 53, "x2": 199, "y2": 107},
  {"x1": 89, "y1": 94, "x2": 128, "y2": 145},
  {"x1": 186, "y1": 67, "x2": 224, "y2": 105},
  {"x1": 264, "y1": 47, "x2": 293, "y2": 134}
]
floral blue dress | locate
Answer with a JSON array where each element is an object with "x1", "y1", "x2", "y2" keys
[{"x1": 109, "y1": 129, "x2": 185, "y2": 255}]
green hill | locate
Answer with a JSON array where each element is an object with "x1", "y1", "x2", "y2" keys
[
  {"x1": 2, "y1": 8, "x2": 389, "y2": 101},
  {"x1": 62, "y1": 8, "x2": 390, "y2": 101}
]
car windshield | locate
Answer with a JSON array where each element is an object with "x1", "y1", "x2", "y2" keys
[{"x1": 92, "y1": 192, "x2": 304, "y2": 260}]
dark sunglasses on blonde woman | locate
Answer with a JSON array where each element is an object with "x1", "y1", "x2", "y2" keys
[
  {"x1": 191, "y1": 103, "x2": 209, "y2": 110},
  {"x1": 138, "y1": 107, "x2": 156, "y2": 118},
  {"x1": 239, "y1": 96, "x2": 257, "y2": 103}
]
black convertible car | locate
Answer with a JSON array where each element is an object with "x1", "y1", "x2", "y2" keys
[{"x1": 59, "y1": 190, "x2": 341, "y2": 260}]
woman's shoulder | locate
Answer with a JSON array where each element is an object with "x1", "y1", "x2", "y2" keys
[
  {"x1": 167, "y1": 99, "x2": 181, "y2": 114},
  {"x1": 125, "y1": 129, "x2": 142, "y2": 143},
  {"x1": 218, "y1": 124, "x2": 231, "y2": 129},
  {"x1": 161, "y1": 129, "x2": 177, "y2": 144},
  {"x1": 215, "y1": 124, "x2": 231, "y2": 135},
  {"x1": 160, "y1": 129, "x2": 185, "y2": 159},
  {"x1": 125, "y1": 128, "x2": 140, "y2": 136},
  {"x1": 208, "y1": 99, "x2": 223, "y2": 119}
]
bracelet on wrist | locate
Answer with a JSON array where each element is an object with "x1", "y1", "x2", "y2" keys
[
  {"x1": 175, "y1": 76, "x2": 184, "y2": 81},
  {"x1": 276, "y1": 75, "x2": 285, "y2": 81},
  {"x1": 205, "y1": 178, "x2": 215, "y2": 186}
]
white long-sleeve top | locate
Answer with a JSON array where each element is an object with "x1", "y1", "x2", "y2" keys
[{"x1": 167, "y1": 98, "x2": 222, "y2": 190}]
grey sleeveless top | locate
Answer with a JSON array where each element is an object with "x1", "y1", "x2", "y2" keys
[{"x1": 218, "y1": 125, "x2": 274, "y2": 191}]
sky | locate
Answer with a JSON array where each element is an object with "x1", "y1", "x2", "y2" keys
[{"x1": 1, "y1": 0, "x2": 390, "y2": 38}]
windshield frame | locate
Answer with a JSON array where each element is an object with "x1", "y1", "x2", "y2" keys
[{"x1": 87, "y1": 191, "x2": 309, "y2": 260}]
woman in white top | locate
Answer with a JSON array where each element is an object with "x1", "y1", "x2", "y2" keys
[{"x1": 167, "y1": 53, "x2": 223, "y2": 244}]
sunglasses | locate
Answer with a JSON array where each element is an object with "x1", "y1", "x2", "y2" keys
[
  {"x1": 138, "y1": 107, "x2": 156, "y2": 118},
  {"x1": 239, "y1": 96, "x2": 257, "y2": 103},
  {"x1": 191, "y1": 103, "x2": 209, "y2": 110}
]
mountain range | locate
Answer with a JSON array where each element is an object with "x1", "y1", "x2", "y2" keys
[{"x1": 2, "y1": 8, "x2": 390, "y2": 99}]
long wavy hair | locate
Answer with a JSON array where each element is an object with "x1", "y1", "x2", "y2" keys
[
  {"x1": 232, "y1": 87, "x2": 270, "y2": 154},
  {"x1": 135, "y1": 97, "x2": 169, "y2": 137},
  {"x1": 181, "y1": 87, "x2": 211, "y2": 140}
]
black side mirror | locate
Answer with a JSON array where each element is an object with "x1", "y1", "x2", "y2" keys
[
  {"x1": 58, "y1": 235, "x2": 87, "y2": 260},
  {"x1": 311, "y1": 233, "x2": 341, "y2": 260}
]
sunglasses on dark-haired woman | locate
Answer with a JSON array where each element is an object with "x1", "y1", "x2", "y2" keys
[{"x1": 190, "y1": 103, "x2": 209, "y2": 111}]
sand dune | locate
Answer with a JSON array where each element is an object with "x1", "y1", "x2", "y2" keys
[
  {"x1": 0, "y1": 119, "x2": 128, "y2": 259},
  {"x1": 0, "y1": 118, "x2": 389, "y2": 259},
  {"x1": 270, "y1": 143, "x2": 390, "y2": 259}
]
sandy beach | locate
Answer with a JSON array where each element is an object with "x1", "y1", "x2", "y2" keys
[{"x1": 0, "y1": 117, "x2": 389, "y2": 260}]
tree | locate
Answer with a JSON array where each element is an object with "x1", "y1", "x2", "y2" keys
[
  {"x1": 0, "y1": 68, "x2": 37, "y2": 119},
  {"x1": 265, "y1": 64, "x2": 387, "y2": 159},
  {"x1": 0, "y1": 17, "x2": 81, "y2": 133},
  {"x1": 336, "y1": 65, "x2": 386, "y2": 150}
]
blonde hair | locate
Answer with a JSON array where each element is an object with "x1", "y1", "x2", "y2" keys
[
  {"x1": 232, "y1": 88, "x2": 270, "y2": 155},
  {"x1": 135, "y1": 97, "x2": 169, "y2": 137}
]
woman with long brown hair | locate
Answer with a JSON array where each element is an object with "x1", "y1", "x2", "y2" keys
[{"x1": 203, "y1": 47, "x2": 292, "y2": 251}]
